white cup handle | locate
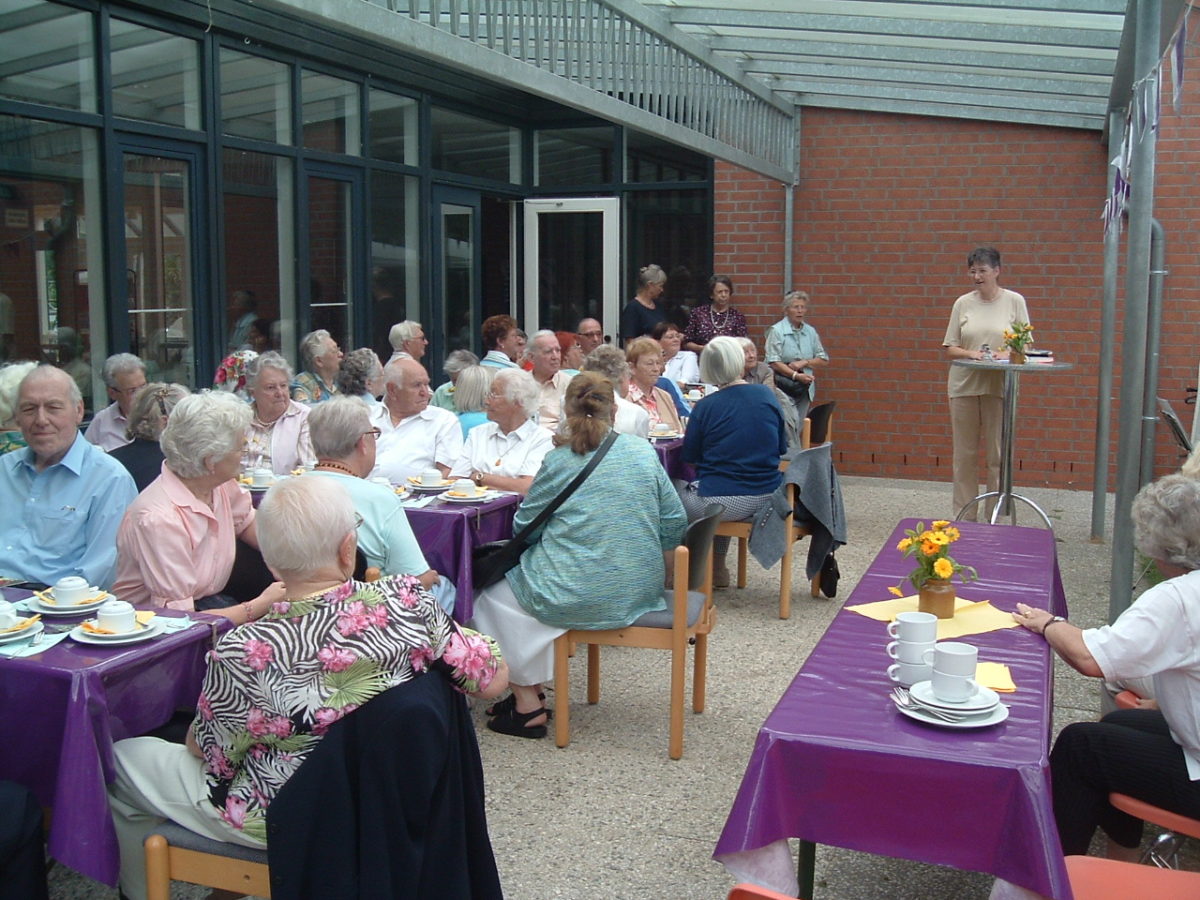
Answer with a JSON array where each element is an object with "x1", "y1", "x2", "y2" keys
[
  {"x1": 887, "y1": 621, "x2": 901, "y2": 638},
  {"x1": 886, "y1": 663, "x2": 901, "y2": 682},
  {"x1": 922, "y1": 647, "x2": 936, "y2": 667},
  {"x1": 886, "y1": 641, "x2": 900, "y2": 660}
]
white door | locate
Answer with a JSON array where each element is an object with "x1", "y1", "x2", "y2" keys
[{"x1": 522, "y1": 197, "x2": 620, "y2": 342}]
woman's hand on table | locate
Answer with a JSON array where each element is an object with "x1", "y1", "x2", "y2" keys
[
  {"x1": 1014, "y1": 602, "x2": 1102, "y2": 677},
  {"x1": 1013, "y1": 602, "x2": 1057, "y2": 634}
]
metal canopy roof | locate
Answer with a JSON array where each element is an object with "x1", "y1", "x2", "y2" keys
[{"x1": 639, "y1": 0, "x2": 1129, "y2": 132}]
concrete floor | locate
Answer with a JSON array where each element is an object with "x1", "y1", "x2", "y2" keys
[{"x1": 48, "y1": 474, "x2": 1161, "y2": 899}]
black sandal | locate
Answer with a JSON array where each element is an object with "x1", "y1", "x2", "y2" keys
[
  {"x1": 486, "y1": 706, "x2": 547, "y2": 739},
  {"x1": 487, "y1": 692, "x2": 552, "y2": 719}
]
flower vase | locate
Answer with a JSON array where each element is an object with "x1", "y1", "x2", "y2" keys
[
  {"x1": 1010, "y1": 350, "x2": 1027, "y2": 365},
  {"x1": 918, "y1": 579, "x2": 956, "y2": 619}
]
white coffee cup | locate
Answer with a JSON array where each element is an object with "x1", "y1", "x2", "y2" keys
[
  {"x1": 420, "y1": 469, "x2": 443, "y2": 486},
  {"x1": 930, "y1": 670, "x2": 979, "y2": 703},
  {"x1": 0, "y1": 600, "x2": 17, "y2": 629},
  {"x1": 369, "y1": 476, "x2": 391, "y2": 487},
  {"x1": 922, "y1": 641, "x2": 978, "y2": 677},
  {"x1": 54, "y1": 575, "x2": 91, "y2": 604},
  {"x1": 250, "y1": 468, "x2": 273, "y2": 487},
  {"x1": 97, "y1": 600, "x2": 137, "y2": 634},
  {"x1": 887, "y1": 638, "x2": 935, "y2": 664},
  {"x1": 686, "y1": 389, "x2": 702, "y2": 401},
  {"x1": 887, "y1": 611, "x2": 938, "y2": 643},
  {"x1": 652, "y1": 422, "x2": 672, "y2": 434},
  {"x1": 452, "y1": 478, "x2": 477, "y2": 494},
  {"x1": 887, "y1": 661, "x2": 933, "y2": 688}
]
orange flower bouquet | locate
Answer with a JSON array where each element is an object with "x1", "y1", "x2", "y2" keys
[{"x1": 888, "y1": 520, "x2": 978, "y2": 596}]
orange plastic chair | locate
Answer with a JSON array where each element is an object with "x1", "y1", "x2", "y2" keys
[
  {"x1": 1065, "y1": 854, "x2": 1200, "y2": 899},
  {"x1": 728, "y1": 882, "x2": 805, "y2": 900}
]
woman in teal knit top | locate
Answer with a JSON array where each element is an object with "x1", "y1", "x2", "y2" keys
[{"x1": 470, "y1": 372, "x2": 687, "y2": 739}]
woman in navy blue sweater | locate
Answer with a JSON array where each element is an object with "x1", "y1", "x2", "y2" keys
[{"x1": 681, "y1": 336, "x2": 788, "y2": 587}]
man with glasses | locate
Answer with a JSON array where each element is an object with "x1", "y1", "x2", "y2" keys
[
  {"x1": 84, "y1": 353, "x2": 147, "y2": 451},
  {"x1": 576, "y1": 317, "x2": 605, "y2": 356},
  {"x1": 307, "y1": 397, "x2": 455, "y2": 614}
]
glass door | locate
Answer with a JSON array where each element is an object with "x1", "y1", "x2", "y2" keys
[
  {"x1": 301, "y1": 165, "x2": 363, "y2": 352},
  {"x1": 432, "y1": 186, "x2": 480, "y2": 361},
  {"x1": 522, "y1": 197, "x2": 620, "y2": 342}
]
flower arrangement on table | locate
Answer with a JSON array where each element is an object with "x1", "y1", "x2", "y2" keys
[
  {"x1": 889, "y1": 520, "x2": 978, "y2": 597},
  {"x1": 1002, "y1": 321, "x2": 1034, "y2": 363}
]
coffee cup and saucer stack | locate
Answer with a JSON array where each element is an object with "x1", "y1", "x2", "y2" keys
[
  {"x1": 885, "y1": 611, "x2": 936, "y2": 687},
  {"x1": 895, "y1": 641, "x2": 1009, "y2": 729}
]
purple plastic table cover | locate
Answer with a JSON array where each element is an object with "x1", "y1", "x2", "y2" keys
[
  {"x1": 714, "y1": 519, "x2": 1072, "y2": 899},
  {"x1": 653, "y1": 437, "x2": 696, "y2": 483},
  {"x1": 0, "y1": 592, "x2": 228, "y2": 885},
  {"x1": 407, "y1": 493, "x2": 519, "y2": 621}
]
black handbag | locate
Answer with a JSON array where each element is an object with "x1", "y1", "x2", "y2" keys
[
  {"x1": 472, "y1": 431, "x2": 618, "y2": 590},
  {"x1": 776, "y1": 372, "x2": 810, "y2": 400}
]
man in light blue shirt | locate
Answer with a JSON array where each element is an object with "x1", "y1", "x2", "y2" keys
[
  {"x1": 306, "y1": 397, "x2": 456, "y2": 615},
  {"x1": 0, "y1": 366, "x2": 137, "y2": 589},
  {"x1": 765, "y1": 289, "x2": 830, "y2": 423}
]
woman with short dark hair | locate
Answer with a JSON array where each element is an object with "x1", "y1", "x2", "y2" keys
[{"x1": 683, "y1": 275, "x2": 748, "y2": 354}]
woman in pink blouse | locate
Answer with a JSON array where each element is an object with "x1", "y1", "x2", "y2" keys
[
  {"x1": 112, "y1": 392, "x2": 284, "y2": 623},
  {"x1": 625, "y1": 337, "x2": 683, "y2": 433}
]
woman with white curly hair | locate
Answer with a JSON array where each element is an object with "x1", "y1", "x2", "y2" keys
[
  {"x1": 112, "y1": 391, "x2": 285, "y2": 622},
  {"x1": 243, "y1": 351, "x2": 314, "y2": 475},
  {"x1": 1010, "y1": 473, "x2": 1200, "y2": 865},
  {"x1": 449, "y1": 368, "x2": 553, "y2": 495}
]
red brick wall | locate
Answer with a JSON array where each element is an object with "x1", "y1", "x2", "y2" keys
[{"x1": 716, "y1": 62, "x2": 1200, "y2": 493}]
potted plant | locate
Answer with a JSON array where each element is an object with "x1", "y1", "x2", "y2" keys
[
  {"x1": 889, "y1": 520, "x2": 979, "y2": 618},
  {"x1": 1002, "y1": 321, "x2": 1034, "y2": 365}
]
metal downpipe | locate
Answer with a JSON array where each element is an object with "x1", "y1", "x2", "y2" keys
[{"x1": 1139, "y1": 219, "x2": 1167, "y2": 485}]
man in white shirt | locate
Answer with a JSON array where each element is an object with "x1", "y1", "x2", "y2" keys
[
  {"x1": 529, "y1": 330, "x2": 572, "y2": 431},
  {"x1": 370, "y1": 358, "x2": 463, "y2": 483},
  {"x1": 386, "y1": 320, "x2": 428, "y2": 365},
  {"x1": 84, "y1": 354, "x2": 146, "y2": 452}
]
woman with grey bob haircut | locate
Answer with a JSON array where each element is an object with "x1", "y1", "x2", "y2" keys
[
  {"x1": 582, "y1": 344, "x2": 648, "y2": 438},
  {"x1": 112, "y1": 390, "x2": 285, "y2": 622},
  {"x1": 1007, "y1": 471, "x2": 1200, "y2": 865},
  {"x1": 243, "y1": 351, "x2": 314, "y2": 474},
  {"x1": 699, "y1": 335, "x2": 747, "y2": 386},
  {"x1": 336, "y1": 348, "x2": 383, "y2": 403},
  {"x1": 453, "y1": 364, "x2": 494, "y2": 437},
  {"x1": 109, "y1": 382, "x2": 190, "y2": 492}
]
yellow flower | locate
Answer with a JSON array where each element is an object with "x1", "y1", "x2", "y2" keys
[
  {"x1": 919, "y1": 530, "x2": 936, "y2": 543},
  {"x1": 888, "y1": 586, "x2": 903, "y2": 597},
  {"x1": 931, "y1": 520, "x2": 950, "y2": 530},
  {"x1": 897, "y1": 537, "x2": 913, "y2": 552},
  {"x1": 921, "y1": 540, "x2": 939, "y2": 557},
  {"x1": 933, "y1": 558, "x2": 954, "y2": 579},
  {"x1": 944, "y1": 526, "x2": 960, "y2": 541},
  {"x1": 928, "y1": 531, "x2": 950, "y2": 546}
]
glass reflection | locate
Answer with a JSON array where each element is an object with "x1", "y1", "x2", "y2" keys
[{"x1": 109, "y1": 19, "x2": 200, "y2": 129}]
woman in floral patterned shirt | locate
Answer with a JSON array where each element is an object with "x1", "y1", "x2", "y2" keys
[{"x1": 106, "y1": 475, "x2": 507, "y2": 900}]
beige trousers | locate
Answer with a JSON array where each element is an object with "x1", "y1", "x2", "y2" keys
[
  {"x1": 950, "y1": 394, "x2": 1003, "y2": 521},
  {"x1": 107, "y1": 737, "x2": 266, "y2": 900}
]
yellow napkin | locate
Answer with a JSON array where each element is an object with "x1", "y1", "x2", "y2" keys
[
  {"x1": 847, "y1": 595, "x2": 1020, "y2": 640},
  {"x1": 0, "y1": 614, "x2": 40, "y2": 634},
  {"x1": 135, "y1": 611, "x2": 156, "y2": 626},
  {"x1": 977, "y1": 662, "x2": 1017, "y2": 692}
]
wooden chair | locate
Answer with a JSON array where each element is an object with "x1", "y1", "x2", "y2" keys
[
  {"x1": 553, "y1": 503, "x2": 722, "y2": 759},
  {"x1": 728, "y1": 882, "x2": 805, "y2": 900},
  {"x1": 144, "y1": 826, "x2": 270, "y2": 900},
  {"x1": 805, "y1": 400, "x2": 836, "y2": 445},
  {"x1": 1065, "y1": 855, "x2": 1200, "y2": 899}
]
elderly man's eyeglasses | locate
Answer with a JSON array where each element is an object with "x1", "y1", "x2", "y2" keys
[
  {"x1": 353, "y1": 513, "x2": 364, "y2": 531},
  {"x1": 578, "y1": 329, "x2": 603, "y2": 338},
  {"x1": 363, "y1": 427, "x2": 382, "y2": 440}
]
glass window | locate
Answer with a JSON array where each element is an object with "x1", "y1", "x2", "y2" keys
[
  {"x1": 109, "y1": 19, "x2": 200, "y2": 130},
  {"x1": 368, "y1": 89, "x2": 417, "y2": 166},
  {"x1": 221, "y1": 150, "x2": 295, "y2": 361},
  {"x1": 123, "y1": 153, "x2": 195, "y2": 389},
  {"x1": 307, "y1": 174, "x2": 352, "y2": 346},
  {"x1": 220, "y1": 49, "x2": 291, "y2": 144},
  {"x1": 625, "y1": 189, "x2": 710, "y2": 330},
  {"x1": 0, "y1": 114, "x2": 107, "y2": 409},
  {"x1": 430, "y1": 107, "x2": 520, "y2": 183},
  {"x1": 0, "y1": 1, "x2": 96, "y2": 112},
  {"x1": 626, "y1": 131, "x2": 709, "y2": 183},
  {"x1": 301, "y1": 71, "x2": 359, "y2": 154},
  {"x1": 535, "y1": 126, "x2": 614, "y2": 186},
  {"x1": 369, "y1": 171, "x2": 418, "y2": 362}
]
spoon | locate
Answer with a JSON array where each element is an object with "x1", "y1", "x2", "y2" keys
[{"x1": 891, "y1": 686, "x2": 962, "y2": 722}]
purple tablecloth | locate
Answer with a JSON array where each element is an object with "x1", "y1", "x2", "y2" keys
[
  {"x1": 0, "y1": 590, "x2": 228, "y2": 885},
  {"x1": 714, "y1": 519, "x2": 1071, "y2": 899},
  {"x1": 653, "y1": 437, "x2": 695, "y2": 482},
  {"x1": 407, "y1": 493, "x2": 519, "y2": 621}
]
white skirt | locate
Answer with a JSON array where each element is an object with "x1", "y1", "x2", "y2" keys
[{"x1": 469, "y1": 578, "x2": 565, "y2": 686}]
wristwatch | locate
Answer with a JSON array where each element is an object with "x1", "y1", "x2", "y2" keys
[
  {"x1": 1041, "y1": 615, "x2": 1067, "y2": 636},
  {"x1": 473, "y1": 471, "x2": 485, "y2": 487}
]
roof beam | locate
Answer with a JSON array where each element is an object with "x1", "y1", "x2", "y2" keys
[{"x1": 796, "y1": 92, "x2": 1101, "y2": 131}]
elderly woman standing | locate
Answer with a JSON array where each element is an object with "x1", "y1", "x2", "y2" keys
[
  {"x1": 450, "y1": 368, "x2": 553, "y2": 495},
  {"x1": 626, "y1": 337, "x2": 683, "y2": 433},
  {"x1": 765, "y1": 290, "x2": 829, "y2": 426},
  {"x1": 291, "y1": 328, "x2": 343, "y2": 404},
  {"x1": 943, "y1": 246, "x2": 1030, "y2": 521},
  {"x1": 109, "y1": 383, "x2": 189, "y2": 491},
  {"x1": 430, "y1": 349, "x2": 480, "y2": 412},
  {"x1": 683, "y1": 275, "x2": 748, "y2": 354},
  {"x1": 336, "y1": 348, "x2": 384, "y2": 408},
  {"x1": 452, "y1": 364, "x2": 494, "y2": 437},
  {"x1": 682, "y1": 337, "x2": 787, "y2": 588},
  {"x1": 1009, "y1": 474, "x2": 1200, "y2": 867},
  {"x1": 106, "y1": 475, "x2": 507, "y2": 900},
  {"x1": 112, "y1": 392, "x2": 285, "y2": 621},
  {"x1": 471, "y1": 373, "x2": 686, "y2": 738},
  {"x1": 620, "y1": 264, "x2": 668, "y2": 343},
  {"x1": 243, "y1": 351, "x2": 314, "y2": 475}
]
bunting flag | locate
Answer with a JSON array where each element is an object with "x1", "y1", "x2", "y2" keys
[{"x1": 1171, "y1": 16, "x2": 1186, "y2": 114}]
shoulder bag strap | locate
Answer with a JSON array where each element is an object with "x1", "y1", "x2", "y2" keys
[{"x1": 508, "y1": 429, "x2": 618, "y2": 544}]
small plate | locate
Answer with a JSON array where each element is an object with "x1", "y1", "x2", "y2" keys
[
  {"x1": 438, "y1": 489, "x2": 496, "y2": 504},
  {"x1": 909, "y1": 680, "x2": 1000, "y2": 713},
  {"x1": 70, "y1": 618, "x2": 164, "y2": 646},
  {"x1": 246, "y1": 483, "x2": 276, "y2": 493},
  {"x1": 75, "y1": 618, "x2": 153, "y2": 641},
  {"x1": 897, "y1": 700, "x2": 1009, "y2": 730},
  {"x1": 406, "y1": 477, "x2": 454, "y2": 491},
  {"x1": 30, "y1": 591, "x2": 112, "y2": 616},
  {"x1": 0, "y1": 618, "x2": 43, "y2": 644}
]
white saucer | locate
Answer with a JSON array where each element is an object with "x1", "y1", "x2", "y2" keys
[
  {"x1": 30, "y1": 592, "x2": 112, "y2": 616},
  {"x1": 650, "y1": 432, "x2": 681, "y2": 441},
  {"x1": 0, "y1": 619, "x2": 44, "y2": 644},
  {"x1": 247, "y1": 483, "x2": 275, "y2": 492},
  {"x1": 910, "y1": 680, "x2": 1000, "y2": 713},
  {"x1": 70, "y1": 618, "x2": 164, "y2": 646},
  {"x1": 897, "y1": 700, "x2": 1009, "y2": 730},
  {"x1": 407, "y1": 479, "x2": 454, "y2": 492},
  {"x1": 438, "y1": 490, "x2": 496, "y2": 504}
]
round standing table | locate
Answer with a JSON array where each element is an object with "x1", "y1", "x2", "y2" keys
[{"x1": 951, "y1": 358, "x2": 1074, "y2": 527}]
